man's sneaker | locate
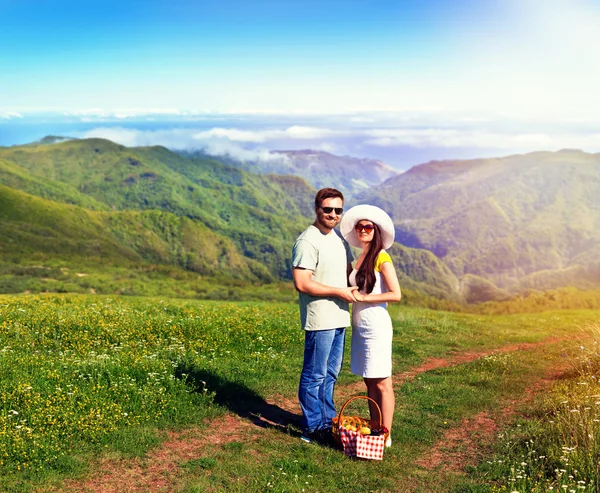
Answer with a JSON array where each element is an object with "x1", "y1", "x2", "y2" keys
[
  {"x1": 300, "y1": 428, "x2": 333, "y2": 445},
  {"x1": 300, "y1": 433, "x2": 313, "y2": 444}
]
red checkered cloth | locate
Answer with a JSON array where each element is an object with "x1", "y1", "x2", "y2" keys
[{"x1": 339, "y1": 426, "x2": 385, "y2": 460}]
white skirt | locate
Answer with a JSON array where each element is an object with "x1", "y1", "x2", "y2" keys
[{"x1": 350, "y1": 303, "x2": 393, "y2": 378}]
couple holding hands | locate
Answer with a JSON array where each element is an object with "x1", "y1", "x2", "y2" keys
[{"x1": 292, "y1": 188, "x2": 401, "y2": 447}]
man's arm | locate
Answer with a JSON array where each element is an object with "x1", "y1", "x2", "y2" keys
[{"x1": 293, "y1": 268, "x2": 358, "y2": 302}]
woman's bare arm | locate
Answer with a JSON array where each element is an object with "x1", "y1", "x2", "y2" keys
[{"x1": 352, "y1": 262, "x2": 401, "y2": 303}]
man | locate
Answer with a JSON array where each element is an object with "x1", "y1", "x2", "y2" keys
[{"x1": 292, "y1": 187, "x2": 357, "y2": 443}]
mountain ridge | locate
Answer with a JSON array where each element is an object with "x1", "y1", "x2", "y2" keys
[
  {"x1": 2, "y1": 136, "x2": 599, "y2": 303},
  {"x1": 355, "y1": 149, "x2": 600, "y2": 296},
  {"x1": 183, "y1": 148, "x2": 400, "y2": 198},
  {"x1": 0, "y1": 138, "x2": 316, "y2": 279}
]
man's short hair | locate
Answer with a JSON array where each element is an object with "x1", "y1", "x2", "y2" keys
[{"x1": 314, "y1": 188, "x2": 344, "y2": 209}]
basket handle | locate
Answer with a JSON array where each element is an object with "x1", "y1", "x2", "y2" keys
[{"x1": 338, "y1": 395, "x2": 383, "y2": 428}]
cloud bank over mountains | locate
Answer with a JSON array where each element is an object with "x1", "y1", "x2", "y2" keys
[
  {"x1": 83, "y1": 124, "x2": 593, "y2": 152},
  {"x1": 3, "y1": 110, "x2": 600, "y2": 169},
  {"x1": 67, "y1": 110, "x2": 600, "y2": 169}
]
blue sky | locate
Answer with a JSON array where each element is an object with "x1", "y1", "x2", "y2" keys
[
  {"x1": 1, "y1": 1, "x2": 599, "y2": 166},
  {"x1": 2, "y1": 0, "x2": 597, "y2": 115},
  {"x1": 1, "y1": 0, "x2": 453, "y2": 111}
]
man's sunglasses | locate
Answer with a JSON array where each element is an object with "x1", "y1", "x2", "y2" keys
[
  {"x1": 320, "y1": 206, "x2": 344, "y2": 215},
  {"x1": 355, "y1": 223, "x2": 375, "y2": 233}
]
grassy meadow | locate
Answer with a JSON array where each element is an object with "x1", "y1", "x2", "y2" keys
[{"x1": 0, "y1": 293, "x2": 599, "y2": 492}]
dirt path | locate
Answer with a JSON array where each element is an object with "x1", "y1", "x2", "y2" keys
[
  {"x1": 415, "y1": 365, "x2": 568, "y2": 473},
  {"x1": 59, "y1": 337, "x2": 572, "y2": 493},
  {"x1": 336, "y1": 339, "x2": 566, "y2": 402},
  {"x1": 59, "y1": 415, "x2": 257, "y2": 493}
]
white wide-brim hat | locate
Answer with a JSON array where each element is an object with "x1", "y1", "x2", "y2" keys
[{"x1": 340, "y1": 204, "x2": 395, "y2": 249}]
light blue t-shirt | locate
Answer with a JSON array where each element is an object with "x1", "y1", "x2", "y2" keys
[{"x1": 292, "y1": 225, "x2": 353, "y2": 331}]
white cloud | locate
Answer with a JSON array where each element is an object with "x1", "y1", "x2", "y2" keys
[
  {"x1": 192, "y1": 125, "x2": 336, "y2": 143},
  {"x1": 112, "y1": 109, "x2": 183, "y2": 119},
  {"x1": 66, "y1": 112, "x2": 600, "y2": 170},
  {"x1": 285, "y1": 126, "x2": 335, "y2": 139},
  {"x1": 312, "y1": 142, "x2": 338, "y2": 153},
  {"x1": 64, "y1": 109, "x2": 108, "y2": 117},
  {"x1": 511, "y1": 134, "x2": 554, "y2": 146},
  {"x1": 363, "y1": 128, "x2": 600, "y2": 150},
  {"x1": 80, "y1": 127, "x2": 199, "y2": 148},
  {"x1": 77, "y1": 127, "x2": 291, "y2": 164},
  {"x1": 193, "y1": 128, "x2": 274, "y2": 143},
  {"x1": 63, "y1": 108, "x2": 192, "y2": 120},
  {"x1": 201, "y1": 140, "x2": 290, "y2": 164},
  {"x1": 0, "y1": 111, "x2": 23, "y2": 119},
  {"x1": 455, "y1": 117, "x2": 491, "y2": 123},
  {"x1": 364, "y1": 129, "x2": 474, "y2": 148}
]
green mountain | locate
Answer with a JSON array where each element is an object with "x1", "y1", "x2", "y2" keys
[
  {"x1": 0, "y1": 183, "x2": 270, "y2": 280},
  {"x1": 387, "y1": 243, "x2": 462, "y2": 302},
  {"x1": 0, "y1": 138, "x2": 316, "y2": 279},
  {"x1": 5, "y1": 137, "x2": 596, "y2": 305},
  {"x1": 0, "y1": 157, "x2": 109, "y2": 210},
  {"x1": 0, "y1": 137, "x2": 467, "y2": 301},
  {"x1": 355, "y1": 149, "x2": 600, "y2": 299}
]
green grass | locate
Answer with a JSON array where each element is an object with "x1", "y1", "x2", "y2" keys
[
  {"x1": 0, "y1": 295, "x2": 299, "y2": 481},
  {"x1": 1, "y1": 294, "x2": 599, "y2": 492},
  {"x1": 0, "y1": 257, "x2": 296, "y2": 301},
  {"x1": 453, "y1": 324, "x2": 600, "y2": 493}
]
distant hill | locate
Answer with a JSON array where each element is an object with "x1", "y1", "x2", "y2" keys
[
  {"x1": 0, "y1": 183, "x2": 271, "y2": 281},
  {"x1": 0, "y1": 157, "x2": 109, "y2": 210},
  {"x1": 355, "y1": 149, "x2": 600, "y2": 299},
  {"x1": 184, "y1": 149, "x2": 399, "y2": 197},
  {"x1": 387, "y1": 243, "x2": 462, "y2": 302},
  {"x1": 31, "y1": 135, "x2": 75, "y2": 145},
  {"x1": 0, "y1": 138, "x2": 316, "y2": 278},
  {"x1": 272, "y1": 150, "x2": 399, "y2": 196}
]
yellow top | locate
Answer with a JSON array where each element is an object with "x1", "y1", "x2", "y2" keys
[{"x1": 375, "y1": 250, "x2": 392, "y2": 273}]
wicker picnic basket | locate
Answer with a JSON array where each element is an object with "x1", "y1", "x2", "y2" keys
[{"x1": 332, "y1": 395, "x2": 389, "y2": 444}]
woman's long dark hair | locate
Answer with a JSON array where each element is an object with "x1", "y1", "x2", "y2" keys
[{"x1": 356, "y1": 222, "x2": 384, "y2": 294}]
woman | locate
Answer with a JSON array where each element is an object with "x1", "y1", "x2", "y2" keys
[{"x1": 340, "y1": 205, "x2": 401, "y2": 447}]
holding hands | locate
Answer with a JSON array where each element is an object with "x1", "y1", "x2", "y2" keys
[
  {"x1": 337, "y1": 286, "x2": 360, "y2": 302},
  {"x1": 337, "y1": 286, "x2": 365, "y2": 302},
  {"x1": 352, "y1": 289, "x2": 365, "y2": 302}
]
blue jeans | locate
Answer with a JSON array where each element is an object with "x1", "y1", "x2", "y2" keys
[{"x1": 298, "y1": 328, "x2": 345, "y2": 433}]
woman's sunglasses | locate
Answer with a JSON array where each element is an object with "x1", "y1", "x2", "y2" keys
[
  {"x1": 355, "y1": 223, "x2": 375, "y2": 233},
  {"x1": 320, "y1": 206, "x2": 344, "y2": 215}
]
